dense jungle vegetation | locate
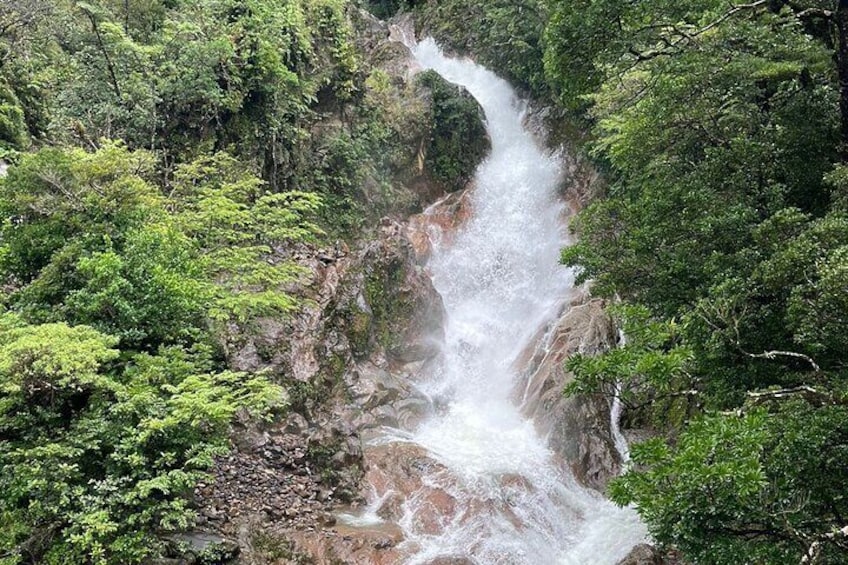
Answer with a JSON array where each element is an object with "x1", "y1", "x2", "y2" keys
[
  {"x1": 399, "y1": 0, "x2": 848, "y2": 562},
  {"x1": 3, "y1": 0, "x2": 848, "y2": 563}
]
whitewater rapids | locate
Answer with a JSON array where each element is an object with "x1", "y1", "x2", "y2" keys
[{"x1": 356, "y1": 38, "x2": 647, "y2": 564}]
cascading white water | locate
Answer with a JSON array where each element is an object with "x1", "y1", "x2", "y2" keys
[{"x1": 370, "y1": 39, "x2": 647, "y2": 564}]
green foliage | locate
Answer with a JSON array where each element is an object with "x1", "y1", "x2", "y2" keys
[
  {"x1": 170, "y1": 152, "x2": 322, "y2": 325},
  {"x1": 0, "y1": 146, "x2": 322, "y2": 349},
  {"x1": 18, "y1": 0, "x2": 362, "y2": 188},
  {"x1": 0, "y1": 317, "x2": 283, "y2": 564},
  {"x1": 565, "y1": 305, "x2": 695, "y2": 428},
  {"x1": 0, "y1": 83, "x2": 28, "y2": 150},
  {"x1": 550, "y1": 1, "x2": 848, "y2": 561},
  {"x1": 365, "y1": 0, "x2": 414, "y2": 20},
  {"x1": 415, "y1": 0, "x2": 549, "y2": 96},
  {"x1": 343, "y1": 65, "x2": 434, "y2": 217},
  {"x1": 416, "y1": 70, "x2": 489, "y2": 192},
  {"x1": 0, "y1": 0, "x2": 443, "y2": 563},
  {"x1": 0, "y1": 142, "x2": 318, "y2": 563},
  {"x1": 611, "y1": 404, "x2": 848, "y2": 563},
  {"x1": 0, "y1": 143, "x2": 209, "y2": 349}
]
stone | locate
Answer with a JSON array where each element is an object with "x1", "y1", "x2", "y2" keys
[
  {"x1": 514, "y1": 297, "x2": 624, "y2": 490},
  {"x1": 422, "y1": 558, "x2": 475, "y2": 565},
  {"x1": 617, "y1": 543, "x2": 666, "y2": 565},
  {"x1": 406, "y1": 187, "x2": 474, "y2": 262}
]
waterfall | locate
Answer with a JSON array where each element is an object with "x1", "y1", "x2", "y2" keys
[{"x1": 364, "y1": 38, "x2": 647, "y2": 564}]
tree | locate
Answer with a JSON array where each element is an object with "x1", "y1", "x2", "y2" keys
[
  {"x1": 548, "y1": 1, "x2": 848, "y2": 561},
  {"x1": 169, "y1": 152, "x2": 322, "y2": 329},
  {"x1": 0, "y1": 315, "x2": 283, "y2": 564},
  {"x1": 611, "y1": 403, "x2": 848, "y2": 564},
  {"x1": 0, "y1": 143, "x2": 210, "y2": 350}
]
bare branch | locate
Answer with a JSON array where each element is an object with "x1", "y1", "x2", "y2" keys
[
  {"x1": 746, "y1": 385, "x2": 844, "y2": 407},
  {"x1": 744, "y1": 350, "x2": 821, "y2": 373},
  {"x1": 626, "y1": 1, "x2": 769, "y2": 63},
  {"x1": 801, "y1": 525, "x2": 848, "y2": 564},
  {"x1": 79, "y1": 5, "x2": 122, "y2": 100},
  {"x1": 696, "y1": 1, "x2": 769, "y2": 36}
]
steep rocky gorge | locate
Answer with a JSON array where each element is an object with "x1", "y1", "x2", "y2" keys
[{"x1": 185, "y1": 12, "x2": 639, "y2": 565}]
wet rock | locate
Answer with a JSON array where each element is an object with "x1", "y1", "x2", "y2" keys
[
  {"x1": 285, "y1": 523, "x2": 409, "y2": 565},
  {"x1": 414, "y1": 69, "x2": 491, "y2": 194},
  {"x1": 349, "y1": 362, "x2": 433, "y2": 431},
  {"x1": 423, "y1": 558, "x2": 476, "y2": 565},
  {"x1": 406, "y1": 187, "x2": 474, "y2": 261},
  {"x1": 413, "y1": 488, "x2": 457, "y2": 535},
  {"x1": 198, "y1": 218, "x2": 445, "y2": 562},
  {"x1": 186, "y1": 11, "x2": 616, "y2": 564},
  {"x1": 358, "y1": 219, "x2": 447, "y2": 365},
  {"x1": 515, "y1": 297, "x2": 623, "y2": 490},
  {"x1": 617, "y1": 543, "x2": 666, "y2": 565}
]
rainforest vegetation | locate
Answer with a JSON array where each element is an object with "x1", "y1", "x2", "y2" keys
[
  {"x1": 2, "y1": 0, "x2": 848, "y2": 563},
  {"x1": 0, "y1": 1, "x2": 354, "y2": 562}
]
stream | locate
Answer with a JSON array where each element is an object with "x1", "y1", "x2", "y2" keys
[{"x1": 350, "y1": 38, "x2": 647, "y2": 564}]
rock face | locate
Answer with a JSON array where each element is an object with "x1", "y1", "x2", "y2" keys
[
  {"x1": 187, "y1": 10, "x2": 492, "y2": 563},
  {"x1": 514, "y1": 295, "x2": 624, "y2": 491},
  {"x1": 405, "y1": 187, "x2": 474, "y2": 261},
  {"x1": 617, "y1": 543, "x2": 685, "y2": 565},
  {"x1": 202, "y1": 214, "x2": 448, "y2": 562},
  {"x1": 345, "y1": 9, "x2": 490, "y2": 217},
  {"x1": 507, "y1": 99, "x2": 625, "y2": 492},
  {"x1": 190, "y1": 9, "x2": 631, "y2": 564}
]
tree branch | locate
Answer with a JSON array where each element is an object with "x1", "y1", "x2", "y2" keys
[
  {"x1": 696, "y1": 1, "x2": 769, "y2": 36},
  {"x1": 626, "y1": 1, "x2": 769, "y2": 62},
  {"x1": 746, "y1": 385, "x2": 844, "y2": 407},
  {"x1": 744, "y1": 350, "x2": 821, "y2": 373},
  {"x1": 801, "y1": 525, "x2": 848, "y2": 564},
  {"x1": 80, "y1": 7, "x2": 122, "y2": 100}
]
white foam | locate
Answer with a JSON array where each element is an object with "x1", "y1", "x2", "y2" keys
[{"x1": 369, "y1": 38, "x2": 647, "y2": 564}]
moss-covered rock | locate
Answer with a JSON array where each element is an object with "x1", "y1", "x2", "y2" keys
[
  {"x1": 416, "y1": 69, "x2": 490, "y2": 193},
  {"x1": 365, "y1": 0, "x2": 412, "y2": 20}
]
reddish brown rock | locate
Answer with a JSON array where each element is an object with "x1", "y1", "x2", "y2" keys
[
  {"x1": 406, "y1": 188, "x2": 474, "y2": 261},
  {"x1": 514, "y1": 297, "x2": 624, "y2": 491}
]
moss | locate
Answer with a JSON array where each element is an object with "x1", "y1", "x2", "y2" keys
[
  {"x1": 414, "y1": 0, "x2": 548, "y2": 97},
  {"x1": 287, "y1": 379, "x2": 322, "y2": 414},
  {"x1": 305, "y1": 439, "x2": 358, "y2": 492},
  {"x1": 364, "y1": 0, "x2": 409, "y2": 19},
  {"x1": 0, "y1": 82, "x2": 28, "y2": 150},
  {"x1": 196, "y1": 542, "x2": 239, "y2": 565},
  {"x1": 415, "y1": 70, "x2": 490, "y2": 192},
  {"x1": 345, "y1": 303, "x2": 373, "y2": 359},
  {"x1": 253, "y1": 339, "x2": 278, "y2": 363},
  {"x1": 364, "y1": 259, "x2": 414, "y2": 354},
  {"x1": 325, "y1": 351, "x2": 348, "y2": 382}
]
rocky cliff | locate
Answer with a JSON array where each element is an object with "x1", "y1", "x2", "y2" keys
[{"x1": 178, "y1": 10, "x2": 629, "y2": 565}]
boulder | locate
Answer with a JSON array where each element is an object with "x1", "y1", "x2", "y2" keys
[
  {"x1": 406, "y1": 187, "x2": 474, "y2": 261},
  {"x1": 617, "y1": 543, "x2": 667, "y2": 565},
  {"x1": 515, "y1": 297, "x2": 624, "y2": 490}
]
